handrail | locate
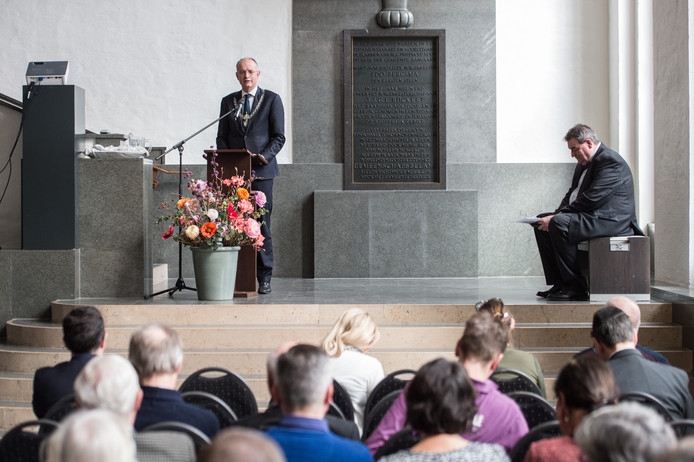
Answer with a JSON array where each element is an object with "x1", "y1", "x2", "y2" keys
[{"x1": 152, "y1": 165, "x2": 182, "y2": 189}]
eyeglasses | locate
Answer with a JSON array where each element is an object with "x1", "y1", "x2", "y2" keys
[{"x1": 474, "y1": 298, "x2": 503, "y2": 311}]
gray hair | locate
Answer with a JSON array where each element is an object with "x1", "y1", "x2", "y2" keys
[
  {"x1": 275, "y1": 344, "x2": 332, "y2": 413},
  {"x1": 575, "y1": 402, "x2": 676, "y2": 462},
  {"x1": 564, "y1": 123, "x2": 600, "y2": 144},
  {"x1": 198, "y1": 427, "x2": 285, "y2": 462},
  {"x1": 45, "y1": 409, "x2": 137, "y2": 462},
  {"x1": 591, "y1": 306, "x2": 634, "y2": 348},
  {"x1": 128, "y1": 324, "x2": 183, "y2": 379},
  {"x1": 74, "y1": 355, "x2": 140, "y2": 417}
]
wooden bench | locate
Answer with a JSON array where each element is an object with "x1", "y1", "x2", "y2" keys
[{"x1": 577, "y1": 236, "x2": 651, "y2": 302}]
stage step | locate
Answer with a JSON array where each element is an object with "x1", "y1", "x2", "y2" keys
[{"x1": 0, "y1": 299, "x2": 690, "y2": 432}]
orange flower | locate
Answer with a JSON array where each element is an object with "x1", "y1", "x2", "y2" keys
[
  {"x1": 237, "y1": 188, "x2": 250, "y2": 200},
  {"x1": 200, "y1": 222, "x2": 217, "y2": 238},
  {"x1": 177, "y1": 197, "x2": 190, "y2": 208}
]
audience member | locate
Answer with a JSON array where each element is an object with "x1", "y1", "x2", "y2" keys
[
  {"x1": 475, "y1": 298, "x2": 546, "y2": 397},
  {"x1": 574, "y1": 401, "x2": 677, "y2": 462},
  {"x1": 575, "y1": 296, "x2": 669, "y2": 364},
  {"x1": 264, "y1": 344, "x2": 373, "y2": 462},
  {"x1": 128, "y1": 323, "x2": 220, "y2": 438},
  {"x1": 233, "y1": 341, "x2": 360, "y2": 440},
  {"x1": 321, "y1": 308, "x2": 385, "y2": 435},
  {"x1": 523, "y1": 356, "x2": 619, "y2": 462},
  {"x1": 379, "y1": 358, "x2": 509, "y2": 461},
  {"x1": 198, "y1": 427, "x2": 286, "y2": 462},
  {"x1": 74, "y1": 354, "x2": 196, "y2": 462},
  {"x1": 590, "y1": 306, "x2": 694, "y2": 420},
  {"x1": 365, "y1": 312, "x2": 528, "y2": 455},
  {"x1": 44, "y1": 409, "x2": 137, "y2": 462},
  {"x1": 33, "y1": 306, "x2": 106, "y2": 418}
]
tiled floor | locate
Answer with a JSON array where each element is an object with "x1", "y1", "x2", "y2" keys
[{"x1": 73, "y1": 276, "x2": 694, "y2": 306}]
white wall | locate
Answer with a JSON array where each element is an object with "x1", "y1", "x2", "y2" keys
[
  {"x1": 496, "y1": 0, "x2": 611, "y2": 163},
  {"x1": 0, "y1": 0, "x2": 292, "y2": 165}
]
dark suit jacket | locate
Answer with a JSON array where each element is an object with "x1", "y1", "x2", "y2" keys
[
  {"x1": 232, "y1": 403, "x2": 360, "y2": 441},
  {"x1": 32, "y1": 353, "x2": 95, "y2": 418},
  {"x1": 215, "y1": 87, "x2": 285, "y2": 180},
  {"x1": 608, "y1": 349, "x2": 694, "y2": 420},
  {"x1": 554, "y1": 144, "x2": 643, "y2": 243},
  {"x1": 134, "y1": 386, "x2": 220, "y2": 438}
]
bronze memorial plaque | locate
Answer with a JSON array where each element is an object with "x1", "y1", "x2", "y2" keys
[{"x1": 343, "y1": 29, "x2": 445, "y2": 190}]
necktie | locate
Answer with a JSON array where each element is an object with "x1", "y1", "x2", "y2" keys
[{"x1": 244, "y1": 94, "x2": 251, "y2": 115}]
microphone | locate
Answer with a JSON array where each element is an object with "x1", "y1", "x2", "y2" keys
[{"x1": 235, "y1": 98, "x2": 243, "y2": 119}]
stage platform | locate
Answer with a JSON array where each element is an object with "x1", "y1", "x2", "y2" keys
[{"x1": 68, "y1": 276, "x2": 693, "y2": 306}]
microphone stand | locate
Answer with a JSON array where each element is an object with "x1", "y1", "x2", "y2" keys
[{"x1": 145, "y1": 109, "x2": 234, "y2": 299}]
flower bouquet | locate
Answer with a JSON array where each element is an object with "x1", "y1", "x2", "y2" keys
[{"x1": 157, "y1": 149, "x2": 267, "y2": 250}]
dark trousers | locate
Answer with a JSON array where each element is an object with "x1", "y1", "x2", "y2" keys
[
  {"x1": 533, "y1": 214, "x2": 586, "y2": 291},
  {"x1": 253, "y1": 178, "x2": 274, "y2": 283}
]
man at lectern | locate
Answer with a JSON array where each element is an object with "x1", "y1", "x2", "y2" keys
[{"x1": 216, "y1": 57, "x2": 285, "y2": 294}]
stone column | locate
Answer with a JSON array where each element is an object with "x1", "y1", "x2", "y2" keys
[{"x1": 652, "y1": 0, "x2": 693, "y2": 287}]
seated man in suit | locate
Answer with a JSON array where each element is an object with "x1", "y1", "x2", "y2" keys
[
  {"x1": 591, "y1": 306, "x2": 694, "y2": 420},
  {"x1": 576, "y1": 296, "x2": 669, "y2": 364},
  {"x1": 264, "y1": 344, "x2": 373, "y2": 462},
  {"x1": 365, "y1": 312, "x2": 528, "y2": 455},
  {"x1": 129, "y1": 323, "x2": 220, "y2": 438},
  {"x1": 533, "y1": 123, "x2": 643, "y2": 301},
  {"x1": 74, "y1": 354, "x2": 196, "y2": 462},
  {"x1": 233, "y1": 341, "x2": 359, "y2": 440},
  {"x1": 32, "y1": 306, "x2": 107, "y2": 418}
]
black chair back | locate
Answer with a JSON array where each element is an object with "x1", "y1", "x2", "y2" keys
[
  {"x1": 507, "y1": 391, "x2": 557, "y2": 429},
  {"x1": 328, "y1": 379, "x2": 355, "y2": 422},
  {"x1": 491, "y1": 368, "x2": 543, "y2": 396},
  {"x1": 373, "y1": 427, "x2": 421, "y2": 460},
  {"x1": 364, "y1": 369, "x2": 415, "y2": 421},
  {"x1": 182, "y1": 390, "x2": 238, "y2": 428},
  {"x1": 179, "y1": 367, "x2": 258, "y2": 419},
  {"x1": 619, "y1": 391, "x2": 674, "y2": 422},
  {"x1": 142, "y1": 421, "x2": 211, "y2": 454},
  {"x1": 670, "y1": 419, "x2": 694, "y2": 439},
  {"x1": 508, "y1": 420, "x2": 562, "y2": 462},
  {"x1": 362, "y1": 390, "x2": 402, "y2": 441},
  {"x1": 0, "y1": 419, "x2": 59, "y2": 462},
  {"x1": 43, "y1": 393, "x2": 78, "y2": 423}
]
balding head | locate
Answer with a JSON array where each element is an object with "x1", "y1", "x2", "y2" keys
[{"x1": 607, "y1": 296, "x2": 641, "y2": 331}]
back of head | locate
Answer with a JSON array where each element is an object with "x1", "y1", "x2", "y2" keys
[
  {"x1": 456, "y1": 311, "x2": 509, "y2": 363},
  {"x1": 591, "y1": 306, "x2": 634, "y2": 348},
  {"x1": 475, "y1": 298, "x2": 514, "y2": 341},
  {"x1": 406, "y1": 358, "x2": 477, "y2": 436},
  {"x1": 198, "y1": 427, "x2": 286, "y2": 462},
  {"x1": 575, "y1": 401, "x2": 676, "y2": 462},
  {"x1": 606, "y1": 296, "x2": 641, "y2": 330},
  {"x1": 74, "y1": 354, "x2": 140, "y2": 418},
  {"x1": 564, "y1": 123, "x2": 599, "y2": 144},
  {"x1": 45, "y1": 409, "x2": 137, "y2": 462},
  {"x1": 128, "y1": 324, "x2": 183, "y2": 379},
  {"x1": 276, "y1": 344, "x2": 331, "y2": 413},
  {"x1": 62, "y1": 306, "x2": 105, "y2": 354},
  {"x1": 321, "y1": 308, "x2": 380, "y2": 357},
  {"x1": 554, "y1": 356, "x2": 619, "y2": 412}
]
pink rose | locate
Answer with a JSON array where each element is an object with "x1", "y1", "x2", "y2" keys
[
  {"x1": 253, "y1": 191, "x2": 267, "y2": 207},
  {"x1": 244, "y1": 218, "x2": 262, "y2": 238}
]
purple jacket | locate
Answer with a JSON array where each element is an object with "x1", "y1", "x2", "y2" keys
[{"x1": 365, "y1": 378, "x2": 528, "y2": 455}]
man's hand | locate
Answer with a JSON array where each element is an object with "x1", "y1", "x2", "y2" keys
[{"x1": 537, "y1": 215, "x2": 554, "y2": 232}]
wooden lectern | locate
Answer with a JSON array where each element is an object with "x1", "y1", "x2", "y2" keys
[{"x1": 204, "y1": 149, "x2": 257, "y2": 297}]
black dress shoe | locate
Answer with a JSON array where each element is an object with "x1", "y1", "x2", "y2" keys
[
  {"x1": 258, "y1": 282, "x2": 271, "y2": 294},
  {"x1": 547, "y1": 289, "x2": 589, "y2": 301},
  {"x1": 536, "y1": 284, "x2": 562, "y2": 298}
]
